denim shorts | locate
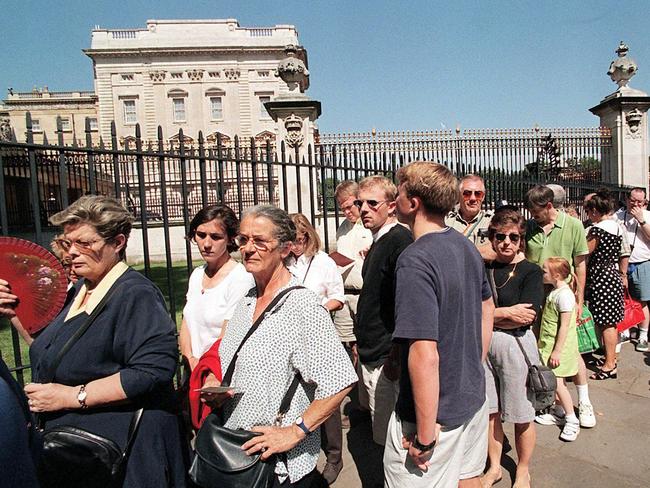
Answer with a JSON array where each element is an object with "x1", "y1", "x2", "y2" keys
[{"x1": 628, "y1": 260, "x2": 650, "y2": 302}]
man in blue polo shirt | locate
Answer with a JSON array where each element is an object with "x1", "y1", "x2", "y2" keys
[{"x1": 384, "y1": 161, "x2": 494, "y2": 488}]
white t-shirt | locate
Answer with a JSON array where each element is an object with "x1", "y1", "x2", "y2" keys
[
  {"x1": 615, "y1": 208, "x2": 650, "y2": 263},
  {"x1": 288, "y1": 251, "x2": 346, "y2": 306},
  {"x1": 335, "y1": 219, "x2": 372, "y2": 290},
  {"x1": 183, "y1": 262, "x2": 255, "y2": 358},
  {"x1": 553, "y1": 286, "x2": 576, "y2": 313}
]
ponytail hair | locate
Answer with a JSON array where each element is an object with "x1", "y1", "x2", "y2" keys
[{"x1": 544, "y1": 257, "x2": 578, "y2": 296}]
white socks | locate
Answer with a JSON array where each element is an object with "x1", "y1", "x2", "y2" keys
[
  {"x1": 638, "y1": 328, "x2": 649, "y2": 342},
  {"x1": 576, "y1": 384, "x2": 591, "y2": 406}
]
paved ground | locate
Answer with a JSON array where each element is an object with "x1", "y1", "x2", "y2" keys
[{"x1": 318, "y1": 342, "x2": 650, "y2": 487}]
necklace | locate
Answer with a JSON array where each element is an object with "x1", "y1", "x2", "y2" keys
[{"x1": 495, "y1": 261, "x2": 519, "y2": 289}]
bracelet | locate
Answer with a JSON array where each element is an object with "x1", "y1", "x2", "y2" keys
[{"x1": 639, "y1": 221, "x2": 646, "y2": 226}]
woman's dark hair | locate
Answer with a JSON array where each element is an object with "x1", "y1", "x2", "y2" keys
[
  {"x1": 584, "y1": 188, "x2": 613, "y2": 215},
  {"x1": 488, "y1": 207, "x2": 527, "y2": 252},
  {"x1": 186, "y1": 204, "x2": 240, "y2": 253}
]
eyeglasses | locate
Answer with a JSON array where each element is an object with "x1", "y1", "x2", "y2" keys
[
  {"x1": 462, "y1": 190, "x2": 485, "y2": 200},
  {"x1": 340, "y1": 203, "x2": 356, "y2": 212},
  {"x1": 194, "y1": 231, "x2": 225, "y2": 242},
  {"x1": 56, "y1": 237, "x2": 105, "y2": 252},
  {"x1": 234, "y1": 234, "x2": 276, "y2": 251},
  {"x1": 293, "y1": 235, "x2": 307, "y2": 245},
  {"x1": 494, "y1": 233, "x2": 521, "y2": 243},
  {"x1": 353, "y1": 199, "x2": 388, "y2": 210}
]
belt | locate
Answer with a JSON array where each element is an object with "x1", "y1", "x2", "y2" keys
[
  {"x1": 494, "y1": 326, "x2": 530, "y2": 334},
  {"x1": 344, "y1": 288, "x2": 361, "y2": 295}
]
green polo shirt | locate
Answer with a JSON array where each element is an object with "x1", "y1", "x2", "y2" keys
[
  {"x1": 525, "y1": 211, "x2": 588, "y2": 270},
  {"x1": 445, "y1": 209, "x2": 493, "y2": 246}
]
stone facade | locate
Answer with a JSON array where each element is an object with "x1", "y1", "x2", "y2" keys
[
  {"x1": 84, "y1": 19, "x2": 306, "y2": 145},
  {"x1": 2, "y1": 87, "x2": 99, "y2": 144}
]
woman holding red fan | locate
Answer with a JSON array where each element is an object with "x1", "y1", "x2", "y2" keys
[{"x1": 0, "y1": 195, "x2": 188, "y2": 488}]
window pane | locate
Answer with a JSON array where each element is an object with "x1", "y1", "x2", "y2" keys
[
  {"x1": 123, "y1": 100, "x2": 136, "y2": 124},
  {"x1": 61, "y1": 118, "x2": 71, "y2": 131},
  {"x1": 31, "y1": 119, "x2": 41, "y2": 131},
  {"x1": 210, "y1": 97, "x2": 223, "y2": 119},
  {"x1": 89, "y1": 118, "x2": 98, "y2": 130},
  {"x1": 173, "y1": 98, "x2": 186, "y2": 122},
  {"x1": 259, "y1": 96, "x2": 271, "y2": 118}
]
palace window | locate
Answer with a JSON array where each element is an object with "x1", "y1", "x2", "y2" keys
[
  {"x1": 173, "y1": 98, "x2": 186, "y2": 122},
  {"x1": 88, "y1": 118, "x2": 99, "y2": 131},
  {"x1": 31, "y1": 119, "x2": 41, "y2": 132},
  {"x1": 121, "y1": 74, "x2": 134, "y2": 81},
  {"x1": 60, "y1": 118, "x2": 71, "y2": 131},
  {"x1": 123, "y1": 100, "x2": 137, "y2": 124},
  {"x1": 258, "y1": 95, "x2": 272, "y2": 119},
  {"x1": 210, "y1": 96, "x2": 223, "y2": 120},
  {"x1": 171, "y1": 72, "x2": 183, "y2": 79}
]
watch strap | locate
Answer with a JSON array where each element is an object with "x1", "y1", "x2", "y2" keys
[
  {"x1": 295, "y1": 417, "x2": 310, "y2": 435},
  {"x1": 413, "y1": 434, "x2": 436, "y2": 452},
  {"x1": 77, "y1": 384, "x2": 88, "y2": 409}
]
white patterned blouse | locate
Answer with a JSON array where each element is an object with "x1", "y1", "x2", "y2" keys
[{"x1": 219, "y1": 277, "x2": 358, "y2": 483}]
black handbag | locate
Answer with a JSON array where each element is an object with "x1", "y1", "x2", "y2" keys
[
  {"x1": 189, "y1": 286, "x2": 304, "y2": 488},
  {"x1": 36, "y1": 284, "x2": 144, "y2": 488}
]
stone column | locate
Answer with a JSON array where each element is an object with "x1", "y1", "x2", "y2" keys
[
  {"x1": 590, "y1": 42, "x2": 650, "y2": 191},
  {"x1": 264, "y1": 45, "x2": 322, "y2": 216}
]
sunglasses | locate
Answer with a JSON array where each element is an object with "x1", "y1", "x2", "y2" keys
[
  {"x1": 353, "y1": 199, "x2": 388, "y2": 210},
  {"x1": 234, "y1": 234, "x2": 276, "y2": 251},
  {"x1": 462, "y1": 190, "x2": 485, "y2": 200},
  {"x1": 494, "y1": 233, "x2": 521, "y2": 243}
]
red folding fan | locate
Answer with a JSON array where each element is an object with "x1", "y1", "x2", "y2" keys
[{"x1": 0, "y1": 236, "x2": 69, "y2": 334}]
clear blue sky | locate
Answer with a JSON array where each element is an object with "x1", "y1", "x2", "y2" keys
[{"x1": 2, "y1": 0, "x2": 649, "y2": 133}]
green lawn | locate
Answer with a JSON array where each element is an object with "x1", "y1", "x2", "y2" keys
[{"x1": 0, "y1": 262, "x2": 191, "y2": 384}]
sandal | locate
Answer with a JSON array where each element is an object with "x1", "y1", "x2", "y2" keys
[{"x1": 590, "y1": 367, "x2": 617, "y2": 380}]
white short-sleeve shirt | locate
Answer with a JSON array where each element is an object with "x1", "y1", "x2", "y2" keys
[
  {"x1": 183, "y1": 263, "x2": 255, "y2": 358},
  {"x1": 288, "y1": 251, "x2": 345, "y2": 306}
]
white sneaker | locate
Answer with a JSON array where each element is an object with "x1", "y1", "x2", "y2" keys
[
  {"x1": 535, "y1": 409, "x2": 566, "y2": 426},
  {"x1": 560, "y1": 420, "x2": 580, "y2": 441},
  {"x1": 578, "y1": 402, "x2": 596, "y2": 428},
  {"x1": 636, "y1": 339, "x2": 649, "y2": 352}
]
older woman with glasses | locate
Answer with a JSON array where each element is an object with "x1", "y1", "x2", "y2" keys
[
  {"x1": 199, "y1": 205, "x2": 357, "y2": 487},
  {"x1": 481, "y1": 207, "x2": 544, "y2": 488},
  {"x1": 0, "y1": 195, "x2": 189, "y2": 488}
]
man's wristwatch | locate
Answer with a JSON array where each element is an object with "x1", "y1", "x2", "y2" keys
[
  {"x1": 639, "y1": 220, "x2": 646, "y2": 226},
  {"x1": 77, "y1": 384, "x2": 88, "y2": 409},
  {"x1": 413, "y1": 434, "x2": 436, "y2": 452},
  {"x1": 294, "y1": 416, "x2": 310, "y2": 436}
]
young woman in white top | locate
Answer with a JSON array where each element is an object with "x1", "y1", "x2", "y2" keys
[
  {"x1": 179, "y1": 205, "x2": 254, "y2": 370},
  {"x1": 288, "y1": 213, "x2": 345, "y2": 312}
]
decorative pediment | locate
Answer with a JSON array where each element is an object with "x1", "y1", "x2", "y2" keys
[
  {"x1": 168, "y1": 132, "x2": 194, "y2": 143},
  {"x1": 205, "y1": 87, "x2": 226, "y2": 96},
  {"x1": 206, "y1": 131, "x2": 232, "y2": 145},
  {"x1": 254, "y1": 130, "x2": 276, "y2": 145},
  {"x1": 167, "y1": 89, "x2": 188, "y2": 98}
]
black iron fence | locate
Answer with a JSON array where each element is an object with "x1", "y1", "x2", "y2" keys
[{"x1": 0, "y1": 115, "x2": 634, "y2": 382}]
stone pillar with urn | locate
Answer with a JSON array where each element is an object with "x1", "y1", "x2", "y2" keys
[
  {"x1": 590, "y1": 42, "x2": 650, "y2": 191},
  {"x1": 264, "y1": 45, "x2": 322, "y2": 216}
]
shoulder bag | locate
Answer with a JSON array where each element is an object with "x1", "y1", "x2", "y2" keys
[
  {"x1": 37, "y1": 284, "x2": 144, "y2": 488},
  {"x1": 189, "y1": 286, "x2": 305, "y2": 488},
  {"x1": 487, "y1": 267, "x2": 557, "y2": 411}
]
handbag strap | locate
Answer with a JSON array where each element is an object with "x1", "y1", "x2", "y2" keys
[
  {"x1": 221, "y1": 285, "x2": 304, "y2": 387},
  {"x1": 117, "y1": 407, "x2": 144, "y2": 467},
  {"x1": 43, "y1": 281, "x2": 120, "y2": 383}
]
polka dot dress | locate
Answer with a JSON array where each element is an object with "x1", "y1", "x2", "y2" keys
[{"x1": 586, "y1": 226, "x2": 625, "y2": 326}]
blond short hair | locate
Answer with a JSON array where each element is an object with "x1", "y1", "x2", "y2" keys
[
  {"x1": 334, "y1": 180, "x2": 359, "y2": 200},
  {"x1": 358, "y1": 175, "x2": 397, "y2": 201},
  {"x1": 290, "y1": 213, "x2": 321, "y2": 257},
  {"x1": 50, "y1": 195, "x2": 134, "y2": 260},
  {"x1": 396, "y1": 161, "x2": 459, "y2": 216}
]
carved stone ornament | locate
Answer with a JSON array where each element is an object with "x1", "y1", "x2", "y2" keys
[
  {"x1": 149, "y1": 70, "x2": 166, "y2": 82},
  {"x1": 625, "y1": 108, "x2": 643, "y2": 139},
  {"x1": 284, "y1": 113, "x2": 304, "y2": 148},
  {"x1": 275, "y1": 45, "x2": 309, "y2": 94},
  {"x1": 224, "y1": 68, "x2": 240, "y2": 80},
  {"x1": 608, "y1": 41, "x2": 638, "y2": 88},
  {"x1": 0, "y1": 117, "x2": 11, "y2": 141},
  {"x1": 186, "y1": 69, "x2": 204, "y2": 81}
]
